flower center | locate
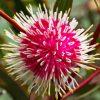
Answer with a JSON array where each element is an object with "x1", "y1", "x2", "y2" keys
[{"x1": 19, "y1": 18, "x2": 81, "y2": 79}]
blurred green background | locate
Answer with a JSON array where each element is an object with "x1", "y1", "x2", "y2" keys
[{"x1": 0, "y1": 0, "x2": 100, "y2": 100}]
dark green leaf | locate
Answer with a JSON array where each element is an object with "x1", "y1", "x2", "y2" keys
[
  {"x1": 13, "y1": 0, "x2": 29, "y2": 15},
  {"x1": 53, "y1": 0, "x2": 73, "y2": 14},
  {"x1": 0, "y1": 68, "x2": 28, "y2": 100},
  {"x1": 0, "y1": 0, "x2": 13, "y2": 17}
]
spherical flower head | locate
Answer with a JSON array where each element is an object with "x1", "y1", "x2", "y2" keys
[{"x1": 2, "y1": 5, "x2": 98, "y2": 99}]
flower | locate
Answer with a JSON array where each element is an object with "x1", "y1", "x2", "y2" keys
[{"x1": 1, "y1": 5, "x2": 99, "y2": 99}]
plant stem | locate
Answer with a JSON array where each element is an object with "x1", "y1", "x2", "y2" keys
[
  {"x1": 91, "y1": 22, "x2": 100, "y2": 45},
  {"x1": 96, "y1": 43, "x2": 100, "y2": 48},
  {"x1": 0, "y1": 10, "x2": 26, "y2": 33},
  {"x1": 61, "y1": 70, "x2": 100, "y2": 100}
]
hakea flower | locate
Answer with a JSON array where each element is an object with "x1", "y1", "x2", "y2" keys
[{"x1": 0, "y1": 5, "x2": 99, "y2": 99}]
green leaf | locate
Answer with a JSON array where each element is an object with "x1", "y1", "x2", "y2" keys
[
  {"x1": 0, "y1": 88, "x2": 13, "y2": 100},
  {"x1": 13, "y1": 0, "x2": 29, "y2": 15},
  {"x1": 0, "y1": 0, "x2": 13, "y2": 17},
  {"x1": 53, "y1": 0, "x2": 73, "y2": 14},
  {"x1": 0, "y1": 68, "x2": 28, "y2": 100}
]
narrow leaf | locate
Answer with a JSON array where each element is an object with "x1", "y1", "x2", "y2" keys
[
  {"x1": 13, "y1": 0, "x2": 29, "y2": 15},
  {"x1": 0, "y1": 68, "x2": 28, "y2": 100},
  {"x1": 53, "y1": 0, "x2": 73, "y2": 14}
]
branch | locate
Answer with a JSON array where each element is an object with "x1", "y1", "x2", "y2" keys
[
  {"x1": 61, "y1": 70, "x2": 100, "y2": 100},
  {"x1": 90, "y1": 22, "x2": 100, "y2": 45},
  {"x1": 0, "y1": 10, "x2": 26, "y2": 33}
]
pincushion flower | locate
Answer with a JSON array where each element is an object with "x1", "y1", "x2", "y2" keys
[{"x1": 1, "y1": 5, "x2": 99, "y2": 99}]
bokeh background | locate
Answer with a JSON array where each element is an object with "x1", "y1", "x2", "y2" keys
[{"x1": 0, "y1": 0, "x2": 100, "y2": 100}]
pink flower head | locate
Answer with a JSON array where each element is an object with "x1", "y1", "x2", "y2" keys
[{"x1": 2, "y1": 5, "x2": 98, "y2": 99}]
